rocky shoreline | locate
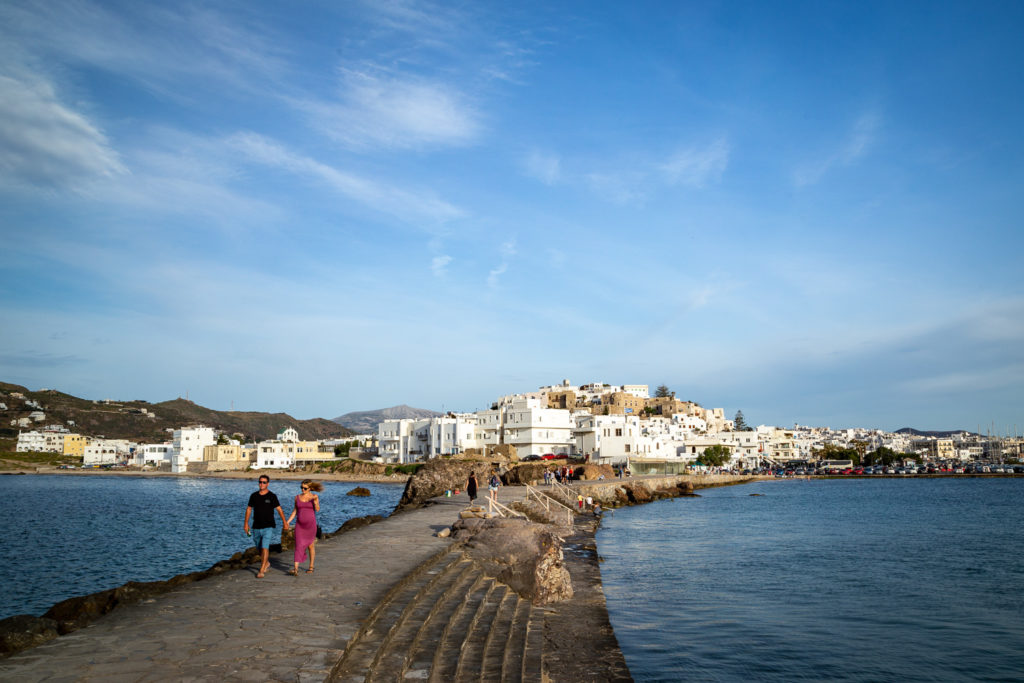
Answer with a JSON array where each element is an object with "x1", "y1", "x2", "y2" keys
[
  {"x1": 0, "y1": 458, "x2": 767, "y2": 679},
  {"x1": 0, "y1": 514, "x2": 384, "y2": 658}
]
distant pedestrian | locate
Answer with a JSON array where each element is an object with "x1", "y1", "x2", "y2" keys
[
  {"x1": 488, "y1": 471, "x2": 501, "y2": 501},
  {"x1": 586, "y1": 495, "x2": 593, "y2": 509},
  {"x1": 592, "y1": 503, "x2": 603, "y2": 517},
  {"x1": 244, "y1": 475, "x2": 289, "y2": 579},
  {"x1": 577, "y1": 494, "x2": 584, "y2": 510},
  {"x1": 467, "y1": 471, "x2": 478, "y2": 503},
  {"x1": 286, "y1": 480, "x2": 322, "y2": 575}
]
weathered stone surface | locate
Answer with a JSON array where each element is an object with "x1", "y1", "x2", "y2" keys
[
  {"x1": 452, "y1": 517, "x2": 572, "y2": 605},
  {"x1": 0, "y1": 615, "x2": 59, "y2": 657},
  {"x1": 346, "y1": 486, "x2": 371, "y2": 496},
  {"x1": 331, "y1": 514, "x2": 384, "y2": 536},
  {"x1": 396, "y1": 459, "x2": 498, "y2": 511}
]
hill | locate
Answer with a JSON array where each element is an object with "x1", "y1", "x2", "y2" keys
[
  {"x1": 0, "y1": 382, "x2": 353, "y2": 443},
  {"x1": 895, "y1": 427, "x2": 975, "y2": 438},
  {"x1": 332, "y1": 404, "x2": 441, "y2": 434}
]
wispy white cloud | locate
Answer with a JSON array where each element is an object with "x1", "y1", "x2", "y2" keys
[
  {"x1": 431, "y1": 254, "x2": 452, "y2": 277},
  {"x1": 0, "y1": 65, "x2": 125, "y2": 190},
  {"x1": 487, "y1": 262, "x2": 508, "y2": 288},
  {"x1": 659, "y1": 137, "x2": 730, "y2": 188},
  {"x1": 0, "y1": 0, "x2": 290, "y2": 99},
  {"x1": 228, "y1": 132, "x2": 464, "y2": 224},
  {"x1": 500, "y1": 239, "x2": 517, "y2": 257},
  {"x1": 794, "y1": 112, "x2": 879, "y2": 187},
  {"x1": 523, "y1": 149, "x2": 561, "y2": 185},
  {"x1": 554, "y1": 136, "x2": 731, "y2": 204},
  {"x1": 302, "y1": 69, "x2": 482, "y2": 150},
  {"x1": 584, "y1": 170, "x2": 649, "y2": 205}
]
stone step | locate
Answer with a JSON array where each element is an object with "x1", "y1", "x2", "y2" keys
[
  {"x1": 479, "y1": 588, "x2": 518, "y2": 682},
  {"x1": 452, "y1": 582, "x2": 508, "y2": 683},
  {"x1": 428, "y1": 576, "x2": 493, "y2": 683},
  {"x1": 397, "y1": 562, "x2": 481, "y2": 680},
  {"x1": 330, "y1": 548, "x2": 465, "y2": 682},
  {"x1": 501, "y1": 598, "x2": 531, "y2": 683},
  {"x1": 366, "y1": 559, "x2": 475, "y2": 682},
  {"x1": 521, "y1": 605, "x2": 544, "y2": 682}
]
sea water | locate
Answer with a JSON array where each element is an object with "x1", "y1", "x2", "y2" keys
[
  {"x1": 597, "y1": 478, "x2": 1024, "y2": 682},
  {"x1": 0, "y1": 474, "x2": 403, "y2": 620}
]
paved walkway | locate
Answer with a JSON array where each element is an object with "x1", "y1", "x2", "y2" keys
[{"x1": 0, "y1": 489, "x2": 526, "y2": 683}]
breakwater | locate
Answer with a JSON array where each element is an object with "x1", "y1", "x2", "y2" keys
[{"x1": 0, "y1": 467, "x2": 764, "y2": 679}]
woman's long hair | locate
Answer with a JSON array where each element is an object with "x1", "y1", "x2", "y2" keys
[{"x1": 301, "y1": 479, "x2": 324, "y2": 492}]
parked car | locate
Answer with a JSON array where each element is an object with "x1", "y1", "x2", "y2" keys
[
  {"x1": 540, "y1": 453, "x2": 561, "y2": 460},
  {"x1": 522, "y1": 454, "x2": 542, "y2": 461}
]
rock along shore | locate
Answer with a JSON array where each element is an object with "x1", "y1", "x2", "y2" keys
[{"x1": 0, "y1": 462, "x2": 769, "y2": 680}]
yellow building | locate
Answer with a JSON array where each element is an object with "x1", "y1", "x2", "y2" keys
[{"x1": 63, "y1": 434, "x2": 88, "y2": 458}]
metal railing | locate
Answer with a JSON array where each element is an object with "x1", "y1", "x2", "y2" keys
[
  {"x1": 487, "y1": 497, "x2": 527, "y2": 519},
  {"x1": 546, "y1": 479, "x2": 578, "y2": 507},
  {"x1": 524, "y1": 484, "x2": 575, "y2": 526}
]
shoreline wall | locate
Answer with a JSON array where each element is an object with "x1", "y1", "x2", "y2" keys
[{"x1": 574, "y1": 473, "x2": 769, "y2": 507}]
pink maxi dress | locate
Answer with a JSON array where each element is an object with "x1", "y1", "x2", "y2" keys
[{"x1": 293, "y1": 497, "x2": 317, "y2": 563}]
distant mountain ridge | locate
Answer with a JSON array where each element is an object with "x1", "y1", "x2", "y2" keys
[
  {"x1": 0, "y1": 381, "x2": 353, "y2": 443},
  {"x1": 895, "y1": 427, "x2": 975, "y2": 438},
  {"x1": 332, "y1": 404, "x2": 441, "y2": 434}
]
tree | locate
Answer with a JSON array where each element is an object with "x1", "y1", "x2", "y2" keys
[
  {"x1": 813, "y1": 443, "x2": 860, "y2": 466},
  {"x1": 697, "y1": 444, "x2": 732, "y2": 467},
  {"x1": 733, "y1": 410, "x2": 749, "y2": 431},
  {"x1": 654, "y1": 384, "x2": 672, "y2": 398}
]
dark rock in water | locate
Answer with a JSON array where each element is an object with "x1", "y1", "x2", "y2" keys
[
  {"x1": 749, "y1": 493, "x2": 764, "y2": 496},
  {"x1": 346, "y1": 486, "x2": 371, "y2": 497},
  {"x1": 0, "y1": 615, "x2": 59, "y2": 656},
  {"x1": 453, "y1": 517, "x2": 572, "y2": 605}
]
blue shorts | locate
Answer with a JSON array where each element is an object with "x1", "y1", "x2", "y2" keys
[{"x1": 252, "y1": 527, "x2": 274, "y2": 549}]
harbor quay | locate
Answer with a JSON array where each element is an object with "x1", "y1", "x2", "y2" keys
[{"x1": 0, "y1": 475, "x2": 757, "y2": 681}]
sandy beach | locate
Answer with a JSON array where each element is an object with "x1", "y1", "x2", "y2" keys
[{"x1": 0, "y1": 466, "x2": 409, "y2": 484}]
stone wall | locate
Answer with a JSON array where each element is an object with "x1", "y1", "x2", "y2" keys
[
  {"x1": 574, "y1": 474, "x2": 765, "y2": 507},
  {"x1": 187, "y1": 460, "x2": 250, "y2": 473}
]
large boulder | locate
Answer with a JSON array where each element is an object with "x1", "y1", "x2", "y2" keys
[
  {"x1": 396, "y1": 459, "x2": 499, "y2": 511},
  {"x1": 346, "y1": 486, "x2": 371, "y2": 496},
  {"x1": 0, "y1": 615, "x2": 59, "y2": 657},
  {"x1": 452, "y1": 517, "x2": 572, "y2": 605}
]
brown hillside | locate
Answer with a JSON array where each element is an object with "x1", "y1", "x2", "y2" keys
[{"x1": 0, "y1": 382, "x2": 353, "y2": 442}]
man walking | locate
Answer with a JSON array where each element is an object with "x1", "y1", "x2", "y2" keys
[{"x1": 244, "y1": 475, "x2": 289, "y2": 578}]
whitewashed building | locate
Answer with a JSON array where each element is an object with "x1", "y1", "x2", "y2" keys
[
  {"x1": 137, "y1": 443, "x2": 173, "y2": 466},
  {"x1": 83, "y1": 439, "x2": 132, "y2": 465},
  {"x1": 16, "y1": 430, "x2": 65, "y2": 453},
  {"x1": 170, "y1": 426, "x2": 217, "y2": 473}
]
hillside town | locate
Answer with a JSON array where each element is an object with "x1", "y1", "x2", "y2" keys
[{"x1": 6, "y1": 381, "x2": 1022, "y2": 473}]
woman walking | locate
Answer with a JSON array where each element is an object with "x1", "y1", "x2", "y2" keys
[
  {"x1": 286, "y1": 480, "x2": 322, "y2": 575},
  {"x1": 467, "y1": 471, "x2": 478, "y2": 503},
  {"x1": 488, "y1": 471, "x2": 501, "y2": 501}
]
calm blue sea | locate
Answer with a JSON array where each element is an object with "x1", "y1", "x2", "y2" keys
[
  {"x1": 597, "y1": 478, "x2": 1024, "y2": 682},
  {"x1": 0, "y1": 474, "x2": 403, "y2": 620}
]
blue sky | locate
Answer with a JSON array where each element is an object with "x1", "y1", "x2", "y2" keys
[{"x1": 1, "y1": 1, "x2": 1022, "y2": 433}]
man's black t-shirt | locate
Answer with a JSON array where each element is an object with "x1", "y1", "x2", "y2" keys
[{"x1": 248, "y1": 490, "x2": 281, "y2": 529}]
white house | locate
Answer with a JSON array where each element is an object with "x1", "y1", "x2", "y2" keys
[
  {"x1": 137, "y1": 443, "x2": 173, "y2": 467},
  {"x1": 83, "y1": 439, "x2": 132, "y2": 465},
  {"x1": 170, "y1": 426, "x2": 217, "y2": 473},
  {"x1": 16, "y1": 430, "x2": 65, "y2": 453},
  {"x1": 478, "y1": 398, "x2": 575, "y2": 458}
]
